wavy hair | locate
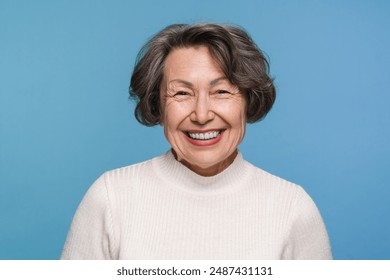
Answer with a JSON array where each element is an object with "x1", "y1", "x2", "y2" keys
[{"x1": 130, "y1": 23, "x2": 276, "y2": 126}]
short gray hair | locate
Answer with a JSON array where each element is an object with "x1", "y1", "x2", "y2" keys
[{"x1": 130, "y1": 23, "x2": 276, "y2": 126}]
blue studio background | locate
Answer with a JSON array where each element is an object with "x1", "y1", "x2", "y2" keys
[{"x1": 1, "y1": 0, "x2": 389, "y2": 259}]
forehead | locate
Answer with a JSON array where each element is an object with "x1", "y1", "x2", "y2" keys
[{"x1": 163, "y1": 46, "x2": 224, "y2": 80}]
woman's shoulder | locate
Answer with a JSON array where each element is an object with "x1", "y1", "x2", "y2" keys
[
  {"x1": 86, "y1": 154, "x2": 163, "y2": 194},
  {"x1": 104, "y1": 157, "x2": 155, "y2": 179},
  {"x1": 246, "y1": 161, "x2": 323, "y2": 223},
  {"x1": 81, "y1": 154, "x2": 166, "y2": 207},
  {"x1": 245, "y1": 161, "x2": 310, "y2": 201}
]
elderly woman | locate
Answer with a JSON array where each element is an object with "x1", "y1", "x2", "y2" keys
[{"x1": 61, "y1": 23, "x2": 332, "y2": 259}]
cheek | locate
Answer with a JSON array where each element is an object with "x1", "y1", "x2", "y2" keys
[
  {"x1": 162, "y1": 102, "x2": 188, "y2": 132},
  {"x1": 218, "y1": 99, "x2": 247, "y2": 127},
  {"x1": 231, "y1": 106, "x2": 247, "y2": 138},
  {"x1": 235, "y1": 99, "x2": 247, "y2": 125}
]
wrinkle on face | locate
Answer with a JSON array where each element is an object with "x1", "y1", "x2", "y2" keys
[{"x1": 159, "y1": 46, "x2": 247, "y2": 176}]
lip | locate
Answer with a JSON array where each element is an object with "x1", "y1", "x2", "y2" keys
[{"x1": 184, "y1": 129, "x2": 224, "y2": 146}]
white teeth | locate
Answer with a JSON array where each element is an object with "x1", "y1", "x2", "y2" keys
[{"x1": 188, "y1": 131, "x2": 221, "y2": 140}]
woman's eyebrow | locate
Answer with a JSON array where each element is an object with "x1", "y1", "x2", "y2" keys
[
  {"x1": 169, "y1": 79, "x2": 193, "y2": 87},
  {"x1": 209, "y1": 77, "x2": 228, "y2": 85},
  {"x1": 169, "y1": 77, "x2": 227, "y2": 87}
]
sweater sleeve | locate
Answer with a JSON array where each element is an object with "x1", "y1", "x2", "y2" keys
[
  {"x1": 60, "y1": 173, "x2": 117, "y2": 259},
  {"x1": 283, "y1": 187, "x2": 332, "y2": 260}
]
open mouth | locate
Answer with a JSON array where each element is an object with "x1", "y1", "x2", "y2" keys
[{"x1": 186, "y1": 130, "x2": 222, "y2": 141}]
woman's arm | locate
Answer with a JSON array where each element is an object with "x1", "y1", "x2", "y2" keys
[
  {"x1": 61, "y1": 173, "x2": 117, "y2": 260},
  {"x1": 283, "y1": 187, "x2": 332, "y2": 260}
]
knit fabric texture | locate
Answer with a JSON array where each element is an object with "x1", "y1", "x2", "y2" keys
[{"x1": 61, "y1": 150, "x2": 332, "y2": 259}]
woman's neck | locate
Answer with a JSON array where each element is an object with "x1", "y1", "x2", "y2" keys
[{"x1": 171, "y1": 148, "x2": 238, "y2": 177}]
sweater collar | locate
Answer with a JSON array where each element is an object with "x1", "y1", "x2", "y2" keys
[{"x1": 152, "y1": 149, "x2": 252, "y2": 196}]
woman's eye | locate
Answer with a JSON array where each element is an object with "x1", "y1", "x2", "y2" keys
[
  {"x1": 174, "y1": 91, "x2": 188, "y2": 96},
  {"x1": 216, "y1": 90, "x2": 230, "y2": 94}
]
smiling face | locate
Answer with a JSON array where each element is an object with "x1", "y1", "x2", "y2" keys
[{"x1": 160, "y1": 46, "x2": 246, "y2": 176}]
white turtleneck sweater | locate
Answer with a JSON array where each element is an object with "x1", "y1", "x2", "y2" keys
[{"x1": 61, "y1": 151, "x2": 332, "y2": 259}]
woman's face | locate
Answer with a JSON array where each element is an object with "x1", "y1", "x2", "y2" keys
[{"x1": 160, "y1": 46, "x2": 246, "y2": 176}]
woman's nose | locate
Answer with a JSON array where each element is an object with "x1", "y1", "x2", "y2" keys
[{"x1": 189, "y1": 93, "x2": 215, "y2": 124}]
